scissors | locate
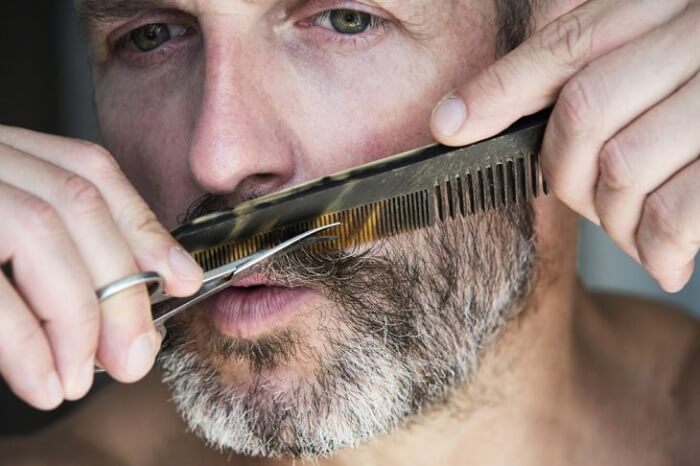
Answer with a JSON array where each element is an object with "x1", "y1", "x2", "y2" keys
[{"x1": 94, "y1": 223, "x2": 339, "y2": 373}]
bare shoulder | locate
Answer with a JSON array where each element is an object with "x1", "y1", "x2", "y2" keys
[
  {"x1": 591, "y1": 291, "x2": 700, "y2": 366},
  {"x1": 0, "y1": 430, "x2": 122, "y2": 466},
  {"x1": 0, "y1": 372, "x2": 230, "y2": 466},
  {"x1": 591, "y1": 292, "x2": 700, "y2": 427}
]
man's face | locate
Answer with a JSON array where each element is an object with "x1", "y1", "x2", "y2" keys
[{"x1": 83, "y1": 0, "x2": 536, "y2": 457}]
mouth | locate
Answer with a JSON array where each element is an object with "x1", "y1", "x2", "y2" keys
[{"x1": 204, "y1": 273, "x2": 315, "y2": 339}]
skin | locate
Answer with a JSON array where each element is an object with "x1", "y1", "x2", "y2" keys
[{"x1": 0, "y1": 0, "x2": 699, "y2": 464}]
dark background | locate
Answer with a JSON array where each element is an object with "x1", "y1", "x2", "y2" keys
[{"x1": 0, "y1": 1, "x2": 104, "y2": 436}]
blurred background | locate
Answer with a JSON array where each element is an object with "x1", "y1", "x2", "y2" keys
[{"x1": 1, "y1": 0, "x2": 698, "y2": 437}]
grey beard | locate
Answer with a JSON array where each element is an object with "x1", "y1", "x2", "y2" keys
[{"x1": 158, "y1": 204, "x2": 537, "y2": 458}]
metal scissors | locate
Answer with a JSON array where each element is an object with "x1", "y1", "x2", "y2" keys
[{"x1": 94, "y1": 223, "x2": 339, "y2": 372}]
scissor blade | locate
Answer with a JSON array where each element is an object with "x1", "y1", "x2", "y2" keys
[{"x1": 150, "y1": 223, "x2": 340, "y2": 326}]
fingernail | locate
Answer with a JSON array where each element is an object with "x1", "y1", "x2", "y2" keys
[
  {"x1": 65, "y1": 357, "x2": 95, "y2": 400},
  {"x1": 46, "y1": 371, "x2": 63, "y2": 407},
  {"x1": 432, "y1": 95, "x2": 467, "y2": 137},
  {"x1": 169, "y1": 246, "x2": 202, "y2": 282},
  {"x1": 126, "y1": 333, "x2": 156, "y2": 377}
]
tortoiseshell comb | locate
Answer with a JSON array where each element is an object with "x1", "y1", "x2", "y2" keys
[{"x1": 173, "y1": 110, "x2": 550, "y2": 272}]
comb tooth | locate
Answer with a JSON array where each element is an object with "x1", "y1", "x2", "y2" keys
[
  {"x1": 359, "y1": 204, "x2": 368, "y2": 244},
  {"x1": 535, "y1": 151, "x2": 549, "y2": 195},
  {"x1": 445, "y1": 179, "x2": 453, "y2": 219},
  {"x1": 353, "y1": 204, "x2": 363, "y2": 243},
  {"x1": 440, "y1": 181, "x2": 449, "y2": 221},
  {"x1": 427, "y1": 183, "x2": 437, "y2": 225},
  {"x1": 515, "y1": 156, "x2": 526, "y2": 204},
  {"x1": 369, "y1": 203, "x2": 378, "y2": 242},
  {"x1": 455, "y1": 175, "x2": 466, "y2": 217},
  {"x1": 403, "y1": 194, "x2": 411, "y2": 231},
  {"x1": 389, "y1": 197, "x2": 398, "y2": 235},
  {"x1": 378, "y1": 199, "x2": 386, "y2": 236},
  {"x1": 494, "y1": 163, "x2": 506, "y2": 207},
  {"x1": 530, "y1": 151, "x2": 539, "y2": 197},
  {"x1": 486, "y1": 166, "x2": 496, "y2": 210},
  {"x1": 465, "y1": 172, "x2": 476, "y2": 214},
  {"x1": 351, "y1": 206, "x2": 359, "y2": 245},
  {"x1": 485, "y1": 167, "x2": 492, "y2": 210},
  {"x1": 389, "y1": 197, "x2": 398, "y2": 234},
  {"x1": 415, "y1": 190, "x2": 424, "y2": 228},
  {"x1": 408, "y1": 191, "x2": 417, "y2": 229},
  {"x1": 523, "y1": 152, "x2": 534, "y2": 201},
  {"x1": 391, "y1": 198, "x2": 401, "y2": 234},
  {"x1": 399, "y1": 195, "x2": 408, "y2": 232},
  {"x1": 475, "y1": 169, "x2": 485, "y2": 212},
  {"x1": 451, "y1": 177, "x2": 459, "y2": 218},
  {"x1": 434, "y1": 183, "x2": 445, "y2": 222},
  {"x1": 403, "y1": 196, "x2": 411, "y2": 232},
  {"x1": 390, "y1": 198, "x2": 399, "y2": 235},
  {"x1": 445, "y1": 178, "x2": 455, "y2": 219},
  {"x1": 444, "y1": 179, "x2": 452, "y2": 219},
  {"x1": 375, "y1": 199, "x2": 384, "y2": 238},
  {"x1": 505, "y1": 160, "x2": 516, "y2": 205}
]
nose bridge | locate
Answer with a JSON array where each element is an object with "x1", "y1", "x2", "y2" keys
[{"x1": 188, "y1": 33, "x2": 296, "y2": 195}]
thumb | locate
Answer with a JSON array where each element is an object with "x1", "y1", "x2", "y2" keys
[{"x1": 430, "y1": 0, "x2": 683, "y2": 147}]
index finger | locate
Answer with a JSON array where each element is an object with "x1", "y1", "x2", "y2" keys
[
  {"x1": 430, "y1": 0, "x2": 687, "y2": 145},
  {"x1": 0, "y1": 126, "x2": 203, "y2": 297}
]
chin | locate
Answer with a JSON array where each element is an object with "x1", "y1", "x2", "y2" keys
[{"x1": 157, "y1": 296, "x2": 415, "y2": 459}]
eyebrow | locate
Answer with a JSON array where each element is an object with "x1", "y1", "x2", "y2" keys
[{"x1": 76, "y1": 0, "x2": 179, "y2": 27}]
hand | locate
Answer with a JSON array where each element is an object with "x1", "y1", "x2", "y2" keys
[
  {"x1": 0, "y1": 126, "x2": 203, "y2": 410},
  {"x1": 430, "y1": 0, "x2": 700, "y2": 292}
]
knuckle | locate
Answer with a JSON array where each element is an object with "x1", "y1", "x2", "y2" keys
[
  {"x1": 121, "y1": 204, "x2": 168, "y2": 239},
  {"x1": 557, "y1": 77, "x2": 601, "y2": 136},
  {"x1": 480, "y1": 63, "x2": 513, "y2": 100},
  {"x1": 61, "y1": 174, "x2": 106, "y2": 217},
  {"x1": 598, "y1": 138, "x2": 634, "y2": 191},
  {"x1": 642, "y1": 191, "x2": 684, "y2": 245},
  {"x1": 75, "y1": 141, "x2": 119, "y2": 176},
  {"x1": 67, "y1": 297, "x2": 101, "y2": 330},
  {"x1": 10, "y1": 322, "x2": 45, "y2": 356},
  {"x1": 18, "y1": 195, "x2": 62, "y2": 233},
  {"x1": 537, "y1": 12, "x2": 594, "y2": 68}
]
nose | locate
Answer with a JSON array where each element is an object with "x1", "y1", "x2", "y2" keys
[{"x1": 188, "y1": 38, "x2": 298, "y2": 200}]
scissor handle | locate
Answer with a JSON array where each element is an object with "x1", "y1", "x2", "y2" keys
[
  {"x1": 94, "y1": 271, "x2": 166, "y2": 374},
  {"x1": 96, "y1": 271, "x2": 164, "y2": 302}
]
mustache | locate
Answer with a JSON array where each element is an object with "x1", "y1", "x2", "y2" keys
[
  {"x1": 178, "y1": 193, "x2": 375, "y2": 285},
  {"x1": 178, "y1": 192, "x2": 267, "y2": 225},
  {"x1": 178, "y1": 194, "x2": 232, "y2": 225}
]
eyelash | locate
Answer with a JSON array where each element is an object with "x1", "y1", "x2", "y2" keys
[
  {"x1": 313, "y1": 10, "x2": 387, "y2": 32},
  {"x1": 111, "y1": 8, "x2": 390, "y2": 64}
]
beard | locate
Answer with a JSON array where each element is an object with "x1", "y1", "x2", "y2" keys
[{"x1": 157, "y1": 202, "x2": 537, "y2": 458}]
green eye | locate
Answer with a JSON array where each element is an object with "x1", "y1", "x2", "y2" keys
[
  {"x1": 130, "y1": 24, "x2": 171, "y2": 52},
  {"x1": 329, "y1": 10, "x2": 372, "y2": 34}
]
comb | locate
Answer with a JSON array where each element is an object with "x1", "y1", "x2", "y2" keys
[{"x1": 173, "y1": 110, "x2": 550, "y2": 272}]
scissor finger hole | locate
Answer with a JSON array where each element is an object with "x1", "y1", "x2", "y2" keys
[{"x1": 96, "y1": 272, "x2": 163, "y2": 302}]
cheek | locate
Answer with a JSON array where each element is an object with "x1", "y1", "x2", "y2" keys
[
  {"x1": 286, "y1": 25, "x2": 496, "y2": 176},
  {"x1": 95, "y1": 62, "x2": 202, "y2": 224}
]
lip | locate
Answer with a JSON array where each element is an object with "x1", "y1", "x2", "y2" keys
[{"x1": 205, "y1": 274, "x2": 314, "y2": 338}]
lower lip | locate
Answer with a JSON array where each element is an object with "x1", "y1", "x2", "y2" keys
[{"x1": 205, "y1": 286, "x2": 313, "y2": 338}]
